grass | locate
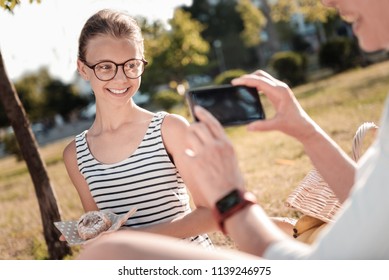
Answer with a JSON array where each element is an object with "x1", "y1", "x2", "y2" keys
[{"x1": 1, "y1": 60, "x2": 389, "y2": 259}]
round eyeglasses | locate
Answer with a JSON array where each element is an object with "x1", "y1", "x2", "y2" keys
[{"x1": 82, "y1": 58, "x2": 148, "y2": 81}]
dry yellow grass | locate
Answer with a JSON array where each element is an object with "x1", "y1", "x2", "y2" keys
[{"x1": 1, "y1": 60, "x2": 388, "y2": 259}]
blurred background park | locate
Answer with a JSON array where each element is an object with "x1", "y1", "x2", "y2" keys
[{"x1": 0, "y1": 0, "x2": 388, "y2": 259}]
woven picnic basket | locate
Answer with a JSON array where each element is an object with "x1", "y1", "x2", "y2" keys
[{"x1": 285, "y1": 122, "x2": 379, "y2": 223}]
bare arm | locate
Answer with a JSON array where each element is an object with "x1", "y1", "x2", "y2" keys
[
  {"x1": 63, "y1": 126, "x2": 216, "y2": 239},
  {"x1": 63, "y1": 140, "x2": 98, "y2": 212},
  {"x1": 297, "y1": 126, "x2": 356, "y2": 202},
  {"x1": 181, "y1": 97, "x2": 356, "y2": 256},
  {"x1": 130, "y1": 114, "x2": 219, "y2": 238},
  {"x1": 181, "y1": 105, "x2": 289, "y2": 255},
  {"x1": 131, "y1": 207, "x2": 217, "y2": 238}
]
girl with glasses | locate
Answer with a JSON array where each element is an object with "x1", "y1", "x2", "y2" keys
[{"x1": 62, "y1": 9, "x2": 214, "y2": 249}]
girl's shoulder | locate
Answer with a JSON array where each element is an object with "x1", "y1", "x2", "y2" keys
[
  {"x1": 158, "y1": 111, "x2": 189, "y2": 132},
  {"x1": 63, "y1": 138, "x2": 77, "y2": 166}
]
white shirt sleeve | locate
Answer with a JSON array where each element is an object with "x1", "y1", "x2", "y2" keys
[{"x1": 265, "y1": 96, "x2": 389, "y2": 260}]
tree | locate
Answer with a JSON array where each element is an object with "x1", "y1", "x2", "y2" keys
[
  {"x1": 271, "y1": 0, "x2": 337, "y2": 45},
  {"x1": 271, "y1": 0, "x2": 335, "y2": 23},
  {"x1": 183, "y1": 0, "x2": 268, "y2": 72},
  {"x1": 237, "y1": 0, "x2": 268, "y2": 67},
  {"x1": 137, "y1": 17, "x2": 172, "y2": 93},
  {"x1": 43, "y1": 78, "x2": 89, "y2": 121},
  {"x1": 236, "y1": 0, "x2": 266, "y2": 48},
  {"x1": 0, "y1": 1, "x2": 71, "y2": 259},
  {"x1": 140, "y1": 8, "x2": 210, "y2": 94},
  {"x1": 165, "y1": 8, "x2": 210, "y2": 82},
  {"x1": 185, "y1": 0, "x2": 246, "y2": 71},
  {"x1": 13, "y1": 68, "x2": 50, "y2": 123},
  {"x1": 8, "y1": 68, "x2": 89, "y2": 124}
]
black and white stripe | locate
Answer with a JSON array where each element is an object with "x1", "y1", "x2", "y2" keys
[{"x1": 75, "y1": 111, "x2": 213, "y2": 248}]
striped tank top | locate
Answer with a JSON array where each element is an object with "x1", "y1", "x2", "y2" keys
[{"x1": 75, "y1": 111, "x2": 213, "y2": 248}]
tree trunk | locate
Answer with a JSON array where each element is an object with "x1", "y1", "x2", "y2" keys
[
  {"x1": 259, "y1": 0, "x2": 280, "y2": 51},
  {"x1": 0, "y1": 51, "x2": 71, "y2": 259},
  {"x1": 256, "y1": 0, "x2": 281, "y2": 68}
]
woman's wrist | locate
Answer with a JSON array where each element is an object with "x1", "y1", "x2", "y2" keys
[
  {"x1": 213, "y1": 189, "x2": 257, "y2": 234},
  {"x1": 293, "y1": 117, "x2": 321, "y2": 144}
]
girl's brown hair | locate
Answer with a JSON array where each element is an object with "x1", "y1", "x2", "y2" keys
[{"x1": 78, "y1": 9, "x2": 144, "y2": 61}]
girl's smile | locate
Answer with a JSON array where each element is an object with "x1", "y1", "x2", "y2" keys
[{"x1": 106, "y1": 87, "x2": 130, "y2": 96}]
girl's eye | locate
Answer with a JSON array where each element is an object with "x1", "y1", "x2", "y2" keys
[
  {"x1": 126, "y1": 63, "x2": 136, "y2": 69},
  {"x1": 96, "y1": 63, "x2": 114, "y2": 71}
]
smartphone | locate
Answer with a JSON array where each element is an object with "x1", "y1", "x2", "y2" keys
[{"x1": 186, "y1": 84, "x2": 265, "y2": 126}]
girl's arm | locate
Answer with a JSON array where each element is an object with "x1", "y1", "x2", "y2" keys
[
  {"x1": 63, "y1": 140, "x2": 99, "y2": 212},
  {"x1": 130, "y1": 114, "x2": 219, "y2": 238}
]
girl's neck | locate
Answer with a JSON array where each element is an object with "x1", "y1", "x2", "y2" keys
[{"x1": 91, "y1": 101, "x2": 149, "y2": 133}]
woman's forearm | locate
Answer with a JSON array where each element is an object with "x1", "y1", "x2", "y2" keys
[
  {"x1": 225, "y1": 204, "x2": 288, "y2": 256},
  {"x1": 300, "y1": 125, "x2": 357, "y2": 203}
]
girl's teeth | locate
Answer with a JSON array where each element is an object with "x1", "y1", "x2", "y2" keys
[{"x1": 109, "y1": 88, "x2": 127, "y2": 94}]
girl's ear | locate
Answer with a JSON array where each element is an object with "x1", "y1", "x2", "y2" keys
[{"x1": 77, "y1": 59, "x2": 89, "y2": 81}]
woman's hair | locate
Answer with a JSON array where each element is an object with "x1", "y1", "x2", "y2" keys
[{"x1": 78, "y1": 9, "x2": 144, "y2": 61}]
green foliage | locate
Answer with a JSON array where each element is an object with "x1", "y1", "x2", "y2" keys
[
  {"x1": 152, "y1": 90, "x2": 184, "y2": 111},
  {"x1": 183, "y1": 0, "x2": 258, "y2": 71},
  {"x1": 319, "y1": 37, "x2": 361, "y2": 72},
  {"x1": 214, "y1": 69, "x2": 247, "y2": 85},
  {"x1": 183, "y1": 0, "x2": 243, "y2": 41},
  {"x1": 31, "y1": 236, "x2": 48, "y2": 260},
  {"x1": 140, "y1": 9, "x2": 210, "y2": 94},
  {"x1": 0, "y1": 0, "x2": 40, "y2": 12},
  {"x1": 298, "y1": 0, "x2": 337, "y2": 22},
  {"x1": 8, "y1": 68, "x2": 89, "y2": 125},
  {"x1": 13, "y1": 68, "x2": 49, "y2": 122},
  {"x1": 270, "y1": 51, "x2": 308, "y2": 86},
  {"x1": 0, "y1": 0, "x2": 19, "y2": 12},
  {"x1": 236, "y1": 0, "x2": 266, "y2": 47},
  {"x1": 138, "y1": 16, "x2": 169, "y2": 67},
  {"x1": 43, "y1": 79, "x2": 89, "y2": 121},
  {"x1": 168, "y1": 9, "x2": 209, "y2": 69},
  {"x1": 291, "y1": 34, "x2": 313, "y2": 53},
  {"x1": 271, "y1": 0, "x2": 336, "y2": 23}
]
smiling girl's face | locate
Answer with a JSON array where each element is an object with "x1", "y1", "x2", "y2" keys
[{"x1": 79, "y1": 35, "x2": 142, "y2": 103}]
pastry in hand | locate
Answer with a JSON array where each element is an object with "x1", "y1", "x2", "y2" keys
[{"x1": 77, "y1": 211, "x2": 112, "y2": 240}]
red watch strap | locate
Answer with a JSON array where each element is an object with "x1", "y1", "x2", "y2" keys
[{"x1": 213, "y1": 190, "x2": 257, "y2": 234}]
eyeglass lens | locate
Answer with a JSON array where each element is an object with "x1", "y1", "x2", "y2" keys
[{"x1": 93, "y1": 59, "x2": 145, "y2": 81}]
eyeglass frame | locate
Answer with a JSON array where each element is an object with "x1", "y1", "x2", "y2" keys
[{"x1": 80, "y1": 58, "x2": 148, "y2": 81}]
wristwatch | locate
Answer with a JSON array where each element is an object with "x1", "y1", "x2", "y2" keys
[{"x1": 213, "y1": 189, "x2": 257, "y2": 234}]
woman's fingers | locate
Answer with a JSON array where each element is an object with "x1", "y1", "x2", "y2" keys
[
  {"x1": 185, "y1": 106, "x2": 230, "y2": 155},
  {"x1": 194, "y1": 106, "x2": 226, "y2": 139},
  {"x1": 232, "y1": 74, "x2": 289, "y2": 107}
]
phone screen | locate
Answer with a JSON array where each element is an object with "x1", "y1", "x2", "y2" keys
[{"x1": 186, "y1": 85, "x2": 265, "y2": 126}]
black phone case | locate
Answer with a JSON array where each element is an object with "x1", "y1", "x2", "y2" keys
[{"x1": 186, "y1": 84, "x2": 265, "y2": 126}]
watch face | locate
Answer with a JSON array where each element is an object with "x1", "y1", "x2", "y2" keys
[{"x1": 216, "y1": 190, "x2": 242, "y2": 214}]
